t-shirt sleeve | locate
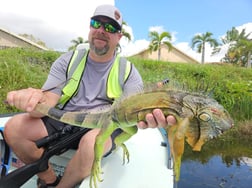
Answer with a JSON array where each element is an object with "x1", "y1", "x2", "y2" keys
[
  {"x1": 122, "y1": 62, "x2": 144, "y2": 97},
  {"x1": 42, "y1": 51, "x2": 73, "y2": 95}
]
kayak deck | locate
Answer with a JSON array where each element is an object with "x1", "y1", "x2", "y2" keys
[{"x1": 0, "y1": 115, "x2": 174, "y2": 188}]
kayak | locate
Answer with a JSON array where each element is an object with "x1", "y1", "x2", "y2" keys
[{"x1": 0, "y1": 115, "x2": 174, "y2": 188}]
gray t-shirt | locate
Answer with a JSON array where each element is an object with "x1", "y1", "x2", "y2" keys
[{"x1": 42, "y1": 51, "x2": 143, "y2": 111}]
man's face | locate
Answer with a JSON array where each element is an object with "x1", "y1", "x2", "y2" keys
[{"x1": 88, "y1": 16, "x2": 122, "y2": 56}]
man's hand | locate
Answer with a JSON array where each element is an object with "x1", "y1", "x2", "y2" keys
[
  {"x1": 137, "y1": 109, "x2": 176, "y2": 129},
  {"x1": 6, "y1": 88, "x2": 44, "y2": 112}
]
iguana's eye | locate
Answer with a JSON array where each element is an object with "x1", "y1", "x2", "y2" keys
[{"x1": 199, "y1": 112, "x2": 211, "y2": 122}]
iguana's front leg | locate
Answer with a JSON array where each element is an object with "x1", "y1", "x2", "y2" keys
[
  {"x1": 166, "y1": 118, "x2": 189, "y2": 182},
  {"x1": 114, "y1": 126, "x2": 138, "y2": 164},
  {"x1": 90, "y1": 118, "x2": 117, "y2": 188}
]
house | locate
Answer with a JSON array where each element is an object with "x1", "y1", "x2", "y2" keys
[
  {"x1": 0, "y1": 27, "x2": 48, "y2": 50},
  {"x1": 131, "y1": 43, "x2": 199, "y2": 64}
]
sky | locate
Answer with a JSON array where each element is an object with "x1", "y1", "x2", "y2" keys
[{"x1": 1, "y1": 0, "x2": 252, "y2": 62}]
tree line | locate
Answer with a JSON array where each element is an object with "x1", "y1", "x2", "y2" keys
[{"x1": 68, "y1": 23, "x2": 252, "y2": 68}]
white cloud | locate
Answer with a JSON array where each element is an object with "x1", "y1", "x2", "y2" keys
[
  {"x1": 121, "y1": 39, "x2": 149, "y2": 56},
  {"x1": 149, "y1": 26, "x2": 165, "y2": 33},
  {"x1": 236, "y1": 23, "x2": 252, "y2": 39},
  {"x1": 120, "y1": 24, "x2": 149, "y2": 56},
  {"x1": 1, "y1": 2, "x2": 251, "y2": 62},
  {"x1": 0, "y1": 0, "x2": 114, "y2": 51}
]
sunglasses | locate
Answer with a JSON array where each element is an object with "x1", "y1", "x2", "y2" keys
[{"x1": 90, "y1": 19, "x2": 120, "y2": 33}]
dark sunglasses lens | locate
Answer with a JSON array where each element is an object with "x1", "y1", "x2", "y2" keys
[
  {"x1": 104, "y1": 23, "x2": 118, "y2": 33},
  {"x1": 90, "y1": 19, "x2": 101, "y2": 29},
  {"x1": 90, "y1": 19, "x2": 119, "y2": 33}
]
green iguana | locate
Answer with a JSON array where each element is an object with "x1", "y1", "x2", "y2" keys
[{"x1": 35, "y1": 87, "x2": 233, "y2": 188}]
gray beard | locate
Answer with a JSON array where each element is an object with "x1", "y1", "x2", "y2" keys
[{"x1": 90, "y1": 42, "x2": 109, "y2": 56}]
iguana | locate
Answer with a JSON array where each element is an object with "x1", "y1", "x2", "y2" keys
[{"x1": 35, "y1": 87, "x2": 233, "y2": 188}]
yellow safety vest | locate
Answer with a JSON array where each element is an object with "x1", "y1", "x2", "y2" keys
[{"x1": 57, "y1": 49, "x2": 131, "y2": 109}]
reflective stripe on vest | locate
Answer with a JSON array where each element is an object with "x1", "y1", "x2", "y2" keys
[
  {"x1": 57, "y1": 49, "x2": 88, "y2": 109},
  {"x1": 57, "y1": 49, "x2": 131, "y2": 109},
  {"x1": 107, "y1": 54, "x2": 131, "y2": 99}
]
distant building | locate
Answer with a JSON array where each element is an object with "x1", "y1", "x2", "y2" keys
[
  {"x1": 131, "y1": 44, "x2": 199, "y2": 64},
  {"x1": 0, "y1": 27, "x2": 48, "y2": 50}
]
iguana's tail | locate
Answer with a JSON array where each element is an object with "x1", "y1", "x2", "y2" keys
[{"x1": 35, "y1": 103, "x2": 110, "y2": 129}]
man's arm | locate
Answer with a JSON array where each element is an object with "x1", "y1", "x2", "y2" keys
[{"x1": 6, "y1": 88, "x2": 60, "y2": 118}]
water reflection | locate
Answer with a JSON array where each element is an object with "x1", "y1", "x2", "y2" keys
[
  {"x1": 176, "y1": 138, "x2": 252, "y2": 188},
  {"x1": 178, "y1": 155, "x2": 252, "y2": 188},
  {"x1": 240, "y1": 157, "x2": 252, "y2": 170}
]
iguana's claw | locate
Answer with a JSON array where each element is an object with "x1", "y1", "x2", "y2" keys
[
  {"x1": 121, "y1": 143, "x2": 130, "y2": 164},
  {"x1": 89, "y1": 159, "x2": 103, "y2": 188}
]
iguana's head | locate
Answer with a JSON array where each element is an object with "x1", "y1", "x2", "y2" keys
[{"x1": 182, "y1": 94, "x2": 234, "y2": 151}]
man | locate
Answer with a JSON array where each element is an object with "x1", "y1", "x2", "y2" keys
[{"x1": 4, "y1": 4, "x2": 175, "y2": 187}]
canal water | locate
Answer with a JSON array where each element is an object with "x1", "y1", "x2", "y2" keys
[
  {"x1": 178, "y1": 155, "x2": 251, "y2": 188},
  {"x1": 177, "y1": 138, "x2": 252, "y2": 188}
]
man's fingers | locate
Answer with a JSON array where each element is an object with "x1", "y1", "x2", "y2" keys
[
  {"x1": 137, "y1": 121, "x2": 148, "y2": 129},
  {"x1": 145, "y1": 113, "x2": 158, "y2": 128},
  {"x1": 26, "y1": 89, "x2": 43, "y2": 112},
  {"x1": 166, "y1": 115, "x2": 177, "y2": 126},
  {"x1": 5, "y1": 88, "x2": 43, "y2": 112},
  {"x1": 137, "y1": 109, "x2": 177, "y2": 129},
  {"x1": 6, "y1": 91, "x2": 17, "y2": 106},
  {"x1": 13, "y1": 89, "x2": 30, "y2": 110},
  {"x1": 152, "y1": 109, "x2": 167, "y2": 127}
]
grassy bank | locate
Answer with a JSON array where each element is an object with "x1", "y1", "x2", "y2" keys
[
  {"x1": 130, "y1": 57, "x2": 252, "y2": 121},
  {"x1": 0, "y1": 48, "x2": 61, "y2": 113},
  {"x1": 0, "y1": 48, "x2": 251, "y2": 124}
]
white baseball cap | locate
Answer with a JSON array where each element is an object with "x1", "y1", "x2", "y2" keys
[{"x1": 91, "y1": 4, "x2": 123, "y2": 29}]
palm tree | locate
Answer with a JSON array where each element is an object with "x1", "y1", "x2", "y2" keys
[
  {"x1": 148, "y1": 31, "x2": 172, "y2": 61},
  {"x1": 214, "y1": 27, "x2": 251, "y2": 67},
  {"x1": 212, "y1": 27, "x2": 241, "y2": 56},
  {"x1": 68, "y1": 37, "x2": 88, "y2": 51},
  {"x1": 191, "y1": 32, "x2": 219, "y2": 64},
  {"x1": 235, "y1": 38, "x2": 252, "y2": 68},
  {"x1": 116, "y1": 21, "x2": 132, "y2": 52},
  {"x1": 121, "y1": 21, "x2": 131, "y2": 42},
  {"x1": 222, "y1": 27, "x2": 243, "y2": 44}
]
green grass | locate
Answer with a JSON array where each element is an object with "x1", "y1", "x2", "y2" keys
[
  {"x1": 129, "y1": 57, "x2": 252, "y2": 121},
  {"x1": 0, "y1": 48, "x2": 251, "y2": 123},
  {"x1": 0, "y1": 48, "x2": 61, "y2": 113}
]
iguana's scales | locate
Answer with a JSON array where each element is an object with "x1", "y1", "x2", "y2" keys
[{"x1": 35, "y1": 88, "x2": 233, "y2": 188}]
